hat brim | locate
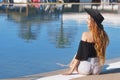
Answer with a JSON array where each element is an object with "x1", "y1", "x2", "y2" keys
[{"x1": 85, "y1": 8, "x2": 103, "y2": 30}]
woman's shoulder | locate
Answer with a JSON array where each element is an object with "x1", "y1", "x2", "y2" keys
[
  {"x1": 82, "y1": 31, "x2": 90, "y2": 36},
  {"x1": 81, "y1": 32, "x2": 89, "y2": 41}
]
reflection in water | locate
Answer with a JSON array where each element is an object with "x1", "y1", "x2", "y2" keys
[
  {"x1": 5, "y1": 5, "x2": 62, "y2": 43},
  {"x1": 3, "y1": 4, "x2": 79, "y2": 47},
  {"x1": 18, "y1": 22, "x2": 38, "y2": 42},
  {"x1": 56, "y1": 24, "x2": 69, "y2": 48},
  {"x1": 56, "y1": 24, "x2": 77, "y2": 48},
  {"x1": 48, "y1": 22, "x2": 77, "y2": 48}
]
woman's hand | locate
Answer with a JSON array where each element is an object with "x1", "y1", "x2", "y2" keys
[{"x1": 63, "y1": 71, "x2": 72, "y2": 75}]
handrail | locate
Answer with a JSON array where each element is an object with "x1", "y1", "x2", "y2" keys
[{"x1": 0, "y1": 2, "x2": 120, "y2": 5}]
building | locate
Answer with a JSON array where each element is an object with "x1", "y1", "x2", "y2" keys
[{"x1": 64, "y1": 0, "x2": 119, "y2": 3}]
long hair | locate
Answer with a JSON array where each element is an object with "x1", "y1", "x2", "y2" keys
[{"x1": 90, "y1": 18, "x2": 109, "y2": 65}]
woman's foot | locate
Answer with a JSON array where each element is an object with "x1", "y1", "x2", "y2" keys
[{"x1": 63, "y1": 71, "x2": 72, "y2": 75}]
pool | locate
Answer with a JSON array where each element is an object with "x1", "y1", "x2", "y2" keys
[{"x1": 0, "y1": 4, "x2": 120, "y2": 79}]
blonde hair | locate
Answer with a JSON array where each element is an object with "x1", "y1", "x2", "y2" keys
[{"x1": 90, "y1": 18, "x2": 109, "y2": 65}]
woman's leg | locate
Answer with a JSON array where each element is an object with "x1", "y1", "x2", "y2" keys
[
  {"x1": 88, "y1": 57, "x2": 103, "y2": 75},
  {"x1": 78, "y1": 61, "x2": 91, "y2": 75},
  {"x1": 93, "y1": 65, "x2": 102, "y2": 75},
  {"x1": 92, "y1": 58, "x2": 103, "y2": 75}
]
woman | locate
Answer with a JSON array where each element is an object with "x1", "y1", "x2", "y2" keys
[{"x1": 64, "y1": 9, "x2": 109, "y2": 75}]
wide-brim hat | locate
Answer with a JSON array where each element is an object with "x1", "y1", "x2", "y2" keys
[{"x1": 85, "y1": 8, "x2": 104, "y2": 30}]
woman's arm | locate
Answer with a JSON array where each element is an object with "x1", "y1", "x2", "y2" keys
[
  {"x1": 63, "y1": 58, "x2": 80, "y2": 75},
  {"x1": 69, "y1": 32, "x2": 87, "y2": 67},
  {"x1": 63, "y1": 32, "x2": 87, "y2": 75},
  {"x1": 69, "y1": 53, "x2": 77, "y2": 67}
]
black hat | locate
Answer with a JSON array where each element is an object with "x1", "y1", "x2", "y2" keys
[{"x1": 85, "y1": 8, "x2": 104, "y2": 30}]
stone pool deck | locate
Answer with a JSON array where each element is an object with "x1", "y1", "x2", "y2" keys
[{"x1": 1, "y1": 58, "x2": 120, "y2": 80}]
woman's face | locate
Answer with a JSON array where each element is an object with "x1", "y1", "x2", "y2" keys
[{"x1": 87, "y1": 15, "x2": 93, "y2": 30}]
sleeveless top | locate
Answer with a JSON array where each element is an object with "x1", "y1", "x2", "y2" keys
[{"x1": 75, "y1": 40, "x2": 97, "y2": 61}]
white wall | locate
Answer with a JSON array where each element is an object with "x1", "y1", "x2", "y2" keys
[
  {"x1": 14, "y1": 0, "x2": 27, "y2": 3},
  {"x1": 13, "y1": 0, "x2": 27, "y2": 7}
]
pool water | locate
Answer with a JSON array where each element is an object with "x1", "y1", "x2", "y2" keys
[{"x1": 0, "y1": 4, "x2": 120, "y2": 78}]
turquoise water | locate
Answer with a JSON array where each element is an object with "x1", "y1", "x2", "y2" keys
[{"x1": 0, "y1": 6, "x2": 120, "y2": 78}]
